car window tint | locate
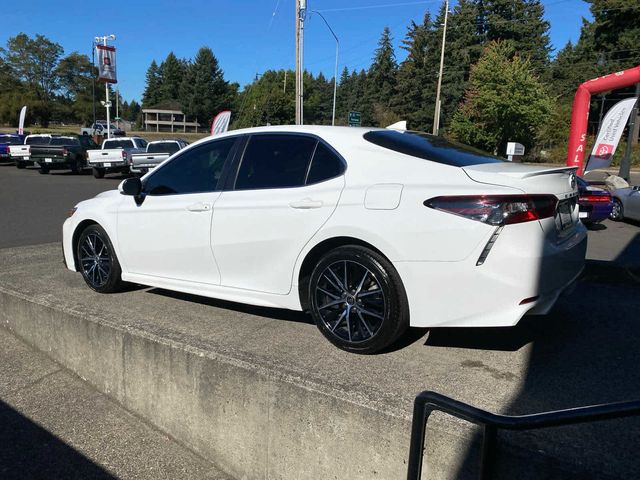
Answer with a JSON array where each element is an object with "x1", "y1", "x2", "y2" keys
[
  {"x1": 148, "y1": 142, "x2": 180, "y2": 154},
  {"x1": 50, "y1": 137, "x2": 79, "y2": 146},
  {"x1": 363, "y1": 130, "x2": 503, "y2": 167},
  {"x1": 306, "y1": 142, "x2": 344, "y2": 184},
  {"x1": 235, "y1": 135, "x2": 316, "y2": 190},
  {"x1": 137, "y1": 139, "x2": 148, "y2": 149},
  {"x1": 144, "y1": 138, "x2": 235, "y2": 196},
  {"x1": 26, "y1": 136, "x2": 50, "y2": 145},
  {"x1": 104, "y1": 139, "x2": 134, "y2": 149}
]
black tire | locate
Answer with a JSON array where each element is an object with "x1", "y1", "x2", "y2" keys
[
  {"x1": 610, "y1": 198, "x2": 624, "y2": 221},
  {"x1": 39, "y1": 166, "x2": 49, "y2": 174},
  {"x1": 93, "y1": 167, "x2": 105, "y2": 179},
  {"x1": 76, "y1": 224, "x2": 125, "y2": 293},
  {"x1": 71, "y1": 162, "x2": 82, "y2": 175},
  {"x1": 16, "y1": 161, "x2": 26, "y2": 169},
  {"x1": 308, "y1": 245, "x2": 409, "y2": 354}
]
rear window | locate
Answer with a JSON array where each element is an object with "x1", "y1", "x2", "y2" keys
[
  {"x1": 363, "y1": 130, "x2": 503, "y2": 167},
  {"x1": 104, "y1": 139, "x2": 134, "y2": 149},
  {"x1": 147, "y1": 142, "x2": 180, "y2": 154},
  {"x1": 50, "y1": 137, "x2": 79, "y2": 146},
  {"x1": 26, "y1": 136, "x2": 51, "y2": 145},
  {"x1": 0, "y1": 136, "x2": 22, "y2": 145}
]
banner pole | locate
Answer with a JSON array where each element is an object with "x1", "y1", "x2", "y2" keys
[{"x1": 619, "y1": 83, "x2": 640, "y2": 181}]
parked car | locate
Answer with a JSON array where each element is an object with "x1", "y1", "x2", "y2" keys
[
  {"x1": 9, "y1": 134, "x2": 52, "y2": 168},
  {"x1": 129, "y1": 139, "x2": 189, "y2": 175},
  {"x1": 576, "y1": 177, "x2": 613, "y2": 224},
  {"x1": 62, "y1": 126, "x2": 587, "y2": 354},
  {"x1": 87, "y1": 136, "x2": 148, "y2": 178},
  {"x1": 610, "y1": 186, "x2": 640, "y2": 222},
  {"x1": 0, "y1": 134, "x2": 24, "y2": 161},
  {"x1": 32, "y1": 135, "x2": 100, "y2": 174},
  {"x1": 80, "y1": 122, "x2": 125, "y2": 137}
]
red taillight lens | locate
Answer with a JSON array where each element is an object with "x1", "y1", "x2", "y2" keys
[
  {"x1": 62, "y1": 147, "x2": 68, "y2": 156},
  {"x1": 579, "y1": 194, "x2": 611, "y2": 203},
  {"x1": 425, "y1": 195, "x2": 558, "y2": 226}
]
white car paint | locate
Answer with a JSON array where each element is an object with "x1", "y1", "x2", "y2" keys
[{"x1": 63, "y1": 125, "x2": 587, "y2": 328}]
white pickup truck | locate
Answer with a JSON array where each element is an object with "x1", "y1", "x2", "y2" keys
[
  {"x1": 129, "y1": 139, "x2": 189, "y2": 175},
  {"x1": 87, "y1": 136, "x2": 148, "y2": 178},
  {"x1": 10, "y1": 134, "x2": 52, "y2": 169}
]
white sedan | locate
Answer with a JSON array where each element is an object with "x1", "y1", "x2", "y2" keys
[{"x1": 63, "y1": 126, "x2": 587, "y2": 353}]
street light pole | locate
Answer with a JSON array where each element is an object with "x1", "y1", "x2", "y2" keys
[
  {"x1": 295, "y1": 0, "x2": 307, "y2": 125},
  {"x1": 91, "y1": 40, "x2": 96, "y2": 127},
  {"x1": 311, "y1": 11, "x2": 339, "y2": 126},
  {"x1": 95, "y1": 34, "x2": 116, "y2": 139},
  {"x1": 433, "y1": 0, "x2": 449, "y2": 136}
]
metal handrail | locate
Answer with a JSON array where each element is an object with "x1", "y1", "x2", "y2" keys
[{"x1": 407, "y1": 390, "x2": 640, "y2": 480}]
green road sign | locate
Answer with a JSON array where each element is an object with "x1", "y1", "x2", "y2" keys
[{"x1": 348, "y1": 111, "x2": 361, "y2": 127}]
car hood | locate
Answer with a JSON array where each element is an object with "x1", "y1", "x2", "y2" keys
[{"x1": 94, "y1": 189, "x2": 120, "y2": 199}]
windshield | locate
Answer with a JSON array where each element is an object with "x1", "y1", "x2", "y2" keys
[
  {"x1": 0, "y1": 136, "x2": 22, "y2": 145},
  {"x1": 104, "y1": 139, "x2": 134, "y2": 149},
  {"x1": 147, "y1": 142, "x2": 180, "y2": 154},
  {"x1": 363, "y1": 130, "x2": 503, "y2": 167},
  {"x1": 50, "y1": 137, "x2": 79, "y2": 146},
  {"x1": 26, "y1": 136, "x2": 51, "y2": 145}
]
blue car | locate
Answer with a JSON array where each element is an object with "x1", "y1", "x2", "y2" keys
[{"x1": 0, "y1": 134, "x2": 24, "y2": 160}]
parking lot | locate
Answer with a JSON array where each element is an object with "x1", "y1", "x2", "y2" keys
[{"x1": 1, "y1": 161, "x2": 640, "y2": 478}]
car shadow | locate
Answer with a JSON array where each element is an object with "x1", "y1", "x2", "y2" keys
[
  {"x1": 0, "y1": 399, "x2": 114, "y2": 479},
  {"x1": 146, "y1": 287, "x2": 314, "y2": 325},
  {"x1": 584, "y1": 222, "x2": 607, "y2": 231}
]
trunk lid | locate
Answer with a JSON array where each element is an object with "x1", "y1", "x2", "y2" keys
[{"x1": 463, "y1": 163, "x2": 580, "y2": 240}]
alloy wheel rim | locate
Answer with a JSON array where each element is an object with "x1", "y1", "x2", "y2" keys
[
  {"x1": 611, "y1": 201, "x2": 621, "y2": 219},
  {"x1": 314, "y1": 260, "x2": 386, "y2": 343},
  {"x1": 79, "y1": 233, "x2": 111, "y2": 288}
]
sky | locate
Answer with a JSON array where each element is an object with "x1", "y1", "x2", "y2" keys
[{"x1": 1, "y1": 0, "x2": 592, "y2": 103}]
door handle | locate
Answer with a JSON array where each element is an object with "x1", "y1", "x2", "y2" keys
[
  {"x1": 289, "y1": 198, "x2": 323, "y2": 209},
  {"x1": 187, "y1": 202, "x2": 211, "y2": 212}
]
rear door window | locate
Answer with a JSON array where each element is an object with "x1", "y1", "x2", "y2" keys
[
  {"x1": 104, "y1": 139, "x2": 134, "y2": 149},
  {"x1": 235, "y1": 134, "x2": 317, "y2": 190},
  {"x1": 306, "y1": 142, "x2": 345, "y2": 184}
]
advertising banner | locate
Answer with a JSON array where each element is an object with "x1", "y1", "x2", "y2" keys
[
  {"x1": 96, "y1": 45, "x2": 117, "y2": 83},
  {"x1": 18, "y1": 106, "x2": 27, "y2": 135},
  {"x1": 585, "y1": 97, "x2": 638, "y2": 173},
  {"x1": 211, "y1": 110, "x2": 231, "y2": 135}
]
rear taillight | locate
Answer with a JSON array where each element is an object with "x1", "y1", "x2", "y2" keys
[
  {"x1": 62, "y1": 148, "x2": 68, "y2": 156},
  {"x1": 579, "y1": 194, "x2": 611, "y2": 203},
  {"x1": 425, "y1": 195, "x2": 558, "y2": 226}
]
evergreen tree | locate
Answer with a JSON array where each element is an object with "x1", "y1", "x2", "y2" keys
[
  {"x1": 180, "y1": 47, "x2": 232, "y2": 126},
  {"x1": 366, "y1": 27, "x2": 398, "y2": 125},
  {"x1": 480, "y1": 0, "x2": 551, "y2": 73},
  {"x1": 589, "y1": 0, "x2": 640, "y2": 72},
  {"x1": 158, "y1": 52, "x2": 185, "y2": 102},
  {"x1": 450, "y1": 40, "x2": 551, "y2": 154},
  {"x1": 141, "y1": 60, "x2": 162, "y2": 107}
]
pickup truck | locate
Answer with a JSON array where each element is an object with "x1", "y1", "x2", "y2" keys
[
  {"x1": 0, "y1": 134, "x2": 24, "y2": 161},
  {"x1": 87, "y1": 136, "x2": 148, "y2": 178},
  {"x1": 9, "y1": 134, "x2": 52, "y2": 169},
  {"x1": 80, "y1": 122, "x2": 125, "y2": 137},
  {"x1": 129, "y1": 139, "x2": 189, "y2": 175},
  {"x1": 31, "y1": 135, "x2": 100, "y2": 174}
]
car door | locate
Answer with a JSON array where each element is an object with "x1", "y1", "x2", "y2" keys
[
  {"x1": 627, "y1": 188, "x2": 640, "y2": 220},
  {"x1": 117, "y1": 137, "x2": 238, "y2": 284},
  {"x1": 212, "y1": 133, "x2": 346, "y2": 294}
]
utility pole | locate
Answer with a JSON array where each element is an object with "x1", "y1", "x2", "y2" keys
[
  {"x1": 619, "y1": 83, "x2": 640, "y2": 181},
  {"x1": 91, "y1": 40, "x2": 96, "y2": 127},
  {"x1": 295, "y1": 0, "x2": 306, "y2": 125},
  {"x1": 432, "y1": 0, "x2": 449, "y2": 136},
  {"x1": 95, "y1": 34, "x2": 116, "y2": 139}
]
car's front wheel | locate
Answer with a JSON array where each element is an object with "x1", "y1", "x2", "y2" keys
[
  {"x1": 610, "y1": 198, "x2": 624, "y2": 221},
  {"x1": 309, "y1": 246, "x2": 409, "y2": 354},
  {"x1": 77, "y1": 224, "x2": 124, "y2": 293}
]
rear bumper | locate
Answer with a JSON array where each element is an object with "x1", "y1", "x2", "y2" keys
[
  {"x1": 89, "y1": 162, "x2": 129, "y2": 172},
  {"x1": 395, "y1": 221, "x2": 588, "y2": 328},
  {"x1": 579, "y1": 202, "x2": 613, "y2": 223},
  {"x1": 34, "y1": 157, "x2": 74, "y2": 168}
]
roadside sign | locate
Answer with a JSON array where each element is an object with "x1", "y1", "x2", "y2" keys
[
  {"x1": 506, "y1": 142, "x2": 525, "y2": 156},
  {"x1": 348, "y1": 111, "x2": 361, "y2": 127}
]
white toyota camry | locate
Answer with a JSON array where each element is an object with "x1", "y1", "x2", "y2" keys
[{"x1": 63, "y1": 126, "x2": 587, "y2": 353}]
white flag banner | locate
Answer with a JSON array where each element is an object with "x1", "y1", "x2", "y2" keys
[
  {"x1": 211, "y1": 110, "x2": 231, "y2": 135},
  {"x1": 96, "y1": 45, "x2": 117, "y2": 84},
  {"x1": 585, "y1": 97, "x2": 638, "y2": 173},
  {"x1": 18, "y1": 106, "x2": 27, "y2": 135}
]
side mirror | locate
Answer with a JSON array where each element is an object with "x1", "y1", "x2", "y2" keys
[{"x1": 119, "y1": 177, "x2": 142, "y2": 196}]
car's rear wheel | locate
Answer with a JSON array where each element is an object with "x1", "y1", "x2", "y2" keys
[
  {"x1": 71, "y1": 162, "x2": 82, "y2": 175},
  {"x1": 93, "y1": 167, "x2": 105, "y2": 179},
  {"x1": 308, "y1": 246, "x2": 409, "y2": 354},
  {"x1": 77, "y1": 224, "x2": 124, "y2": 293},
  {"x1": 610, "y1": 198, "x2": 624, "y2": 221},
  {"x1": 39, "y1": 166, "x2": 49, "y2": 174},
  {"x1": 16, "y1": 161, "x2": 26, "y2": 169}
]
